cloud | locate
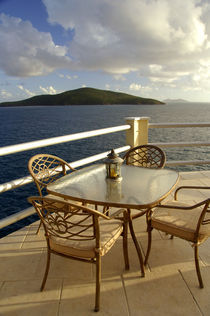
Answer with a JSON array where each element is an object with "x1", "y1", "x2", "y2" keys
[
  {"x1": 43, "y1": 0, "x2": 209, "y2": 77},
  {"x1": 39, "y1": 85, "x2": 57, "y2": 94},
  {"x1": 1, "y1": 0, "x2": 210, "y2": 97},
  {"x1": 17, "y1": 85, "x2": 35, "y2": 96},
  {"x1": 0, "y1": 89, "x2": 12, "y2": 99},
  {"x1": 0, "y1": 13, "x2": 71, "y2": 77},
  {"x1": 58, "y1": 73, "x2": 78, "y2": 80},
  {"x1": 129, "y1": 83, "x2": 153, "y2": 94},
  {"x1": 129, "y1": 83, "x2": 142, "y2": 91},
  {"x1": 113, "y1": 74, "x2": 126, "y2": 81}
]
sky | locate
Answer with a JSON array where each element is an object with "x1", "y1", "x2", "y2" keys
[{"x1": 1, "y1": 0, "x2": 210, "y2": 102}]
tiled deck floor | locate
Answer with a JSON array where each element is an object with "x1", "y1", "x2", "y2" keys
[{"x1": 0, "y1": 170, "x2": 210, "y2": 316}]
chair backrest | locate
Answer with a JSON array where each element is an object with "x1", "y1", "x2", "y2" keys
[
  {"x1": 28, "y1": 154, "x2": 75, "y2": 196},
  {"x1": 28, "y1": 196, "x2": 108, "y2": 247},
  {"x1": 123, "y1": 145, "x2": 166, "y2": 169}
]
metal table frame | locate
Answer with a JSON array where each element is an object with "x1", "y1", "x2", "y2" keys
[{"x1": 47, "y1": 164, "x2": 179, "y2": 276}]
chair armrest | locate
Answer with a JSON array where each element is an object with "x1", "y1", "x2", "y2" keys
[
  {"x1": 174, "y1": 186, "x2": 210, "y2": 200},
  {"x1": 156, "y1": 198, "x2": 210, "y2": 211}
]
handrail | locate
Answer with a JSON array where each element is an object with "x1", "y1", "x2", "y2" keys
[
  {"x1": 0, "y1": 125, "x2": 130, "y2": 156},
  {"x1": 153, "y1": 142, "x2": 210, "y2": 147},
  {"x1": 166, "y1": 160, "x2": 210, "y2": 166},
  {"x1": 0, "y1": 119, "x2": 210, "y2": 231},
  {"x1": 0, "y1": 206, "x2": 35, "y2": 229},
  {"x1": 1, "y1": 123, "x2": 210, "y2": 194},
  {"x1": 0, "y1": 145, "x2": 130, "y2": 193},
  {"x1": 149, "y1": 122, "x2": 210, "y2": 128}
]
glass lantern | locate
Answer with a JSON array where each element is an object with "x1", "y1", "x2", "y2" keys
[{"x1": 104, "y1": 149, "x2": 123, "y2": 181}]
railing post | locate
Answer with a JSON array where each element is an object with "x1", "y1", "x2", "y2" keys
[{"x1": 125, "y1": 117, "x2": 150, "y2": 148}]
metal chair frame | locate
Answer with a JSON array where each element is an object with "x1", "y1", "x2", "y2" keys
[
  {"x1": 28, "y1": 154, "x2": 76, "y2": 233},
  {"x1": 145, "y1": 186, "x2": 210, "y2": 288},
  {"x1": 123, "y1": 144, "x2": 166, "y2": 169},
  {"x1": 123, "y1": 145, "x2": 166, "y2": 220},
  {"x1": 28, "y1": 196, "x2": 129, "y2": 312}
]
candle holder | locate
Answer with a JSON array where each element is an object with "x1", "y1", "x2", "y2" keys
[{"x1": 104, "y1": 149, "x2": 123, "y2": 181}]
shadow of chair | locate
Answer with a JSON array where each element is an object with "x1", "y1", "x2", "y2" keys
[
  {"x1": 28, "y1": 154, "x2": 76, "y2": 233},
  {"x1": 144, "y1": 186, "x2": 210, "y2": 288},
  {"x1": 28, "y1": 196, "x2": 129, "y2": 312}
]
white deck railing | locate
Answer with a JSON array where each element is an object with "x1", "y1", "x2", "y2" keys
[
  {"x1": 0, "y1": 117, "x2": 210, "y2": 230},
  {"x1": 0, "y1": 125, "x2": 130, "y2": 156}
]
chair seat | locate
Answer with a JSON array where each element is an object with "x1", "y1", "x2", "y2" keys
[
  {"x1": 152, "y1": 201, "x2": 210, "y2": 243},
  {"x1": 49, "y1": 217, "x2": 123, "y2": 258}
]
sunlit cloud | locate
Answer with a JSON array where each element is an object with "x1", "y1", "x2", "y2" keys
[
  {"x1": 39, "y1": 85, "x2": 57, "y2": 94},
  {"x1": 17, "y1": 85, "x2": 35, "y2": 96},
  {"x1": 129, "y1": 83, "x2": 142, "y2": 91},
  {"x1": 43, "y1": 0, "x2": 209, "y2": 75},
  {"x1": 0, "y1": 13, "x2": 71, "y2": 77},
  {"x1": 1, "y1": 0, "x2": 210, "y2": 100}
]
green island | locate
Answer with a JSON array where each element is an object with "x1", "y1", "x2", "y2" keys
[{"x1": 0, "y1": 87, "x2": 164, "y2": 107}]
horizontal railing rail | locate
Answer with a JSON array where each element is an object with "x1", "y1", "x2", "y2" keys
[
  {"x1": 149, "y1": 122, "x2": 210, "y2": 128},
  {"x1": 0, "y1": 119, "x2": 210, "y2": 230},
  {"x1": 0, "y1": 206, "x2": 36, "y2": 230},
  {"x1": 166, "y1": 160, "x2": 210, "y2": 166},
  {"x1": 0, "y1": 125, "x2": 130, "y2": 157},
  {"x1": 0, "y1": 145, "x2": 130, "y2": 194},
  {"x1": 153, "y1": 142, "x2": 210, "y2": 166},
  {"x1": 154, "y1": 142, "x2": 210, "y2": 147},
  {"x1": 0, "y1": 146, "x2": 133, "y2": 229}
]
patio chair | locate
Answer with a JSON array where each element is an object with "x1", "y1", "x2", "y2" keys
[
  {"x1": 123, "y1": 144, "x2": 166, "y2": 220},
  {"x1": 28, "y1": 154, "x2": 76, "y2": 233},
  {"x1": 28, "y1": 196, "x2": 129, "y2": 312},
  {"x1": 123, "y1": 144, "x2": 166, "y2": 169},
  {"x1": 144, "y1": 186, "x2": 210, "y2": 288}
]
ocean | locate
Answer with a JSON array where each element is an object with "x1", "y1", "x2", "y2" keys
[{"x1": 0, "y1": 102, "x2": 210, "y2": 236}]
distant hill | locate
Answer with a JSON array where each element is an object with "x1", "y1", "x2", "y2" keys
[
  {"x1": 163, "y1": 98, "x2": 189, "y2": 103},
  {"x1": 0, "y1": 87, "x2": 164, "y2": 107}
]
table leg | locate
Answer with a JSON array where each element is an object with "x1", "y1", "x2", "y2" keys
[{"x1": 127, "y1": 209, "x2": 145, "y2": 277}]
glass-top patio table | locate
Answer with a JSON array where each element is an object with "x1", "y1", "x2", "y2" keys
[{"x1": 47, "y1": 163, "x2": 179, "y2": 276}]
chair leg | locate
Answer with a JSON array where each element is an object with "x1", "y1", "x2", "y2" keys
[
  {"x1": 36, "y1": 220, "x2": 42, "y2": 234},
  {"x1": 94, "y1": 253, "x2": 101, "y2": 312},
  {"x1": 123, "y1": 214, "x2": 129, "y2": 270},
  {"x1": 144, "y1": 211, "x2": 152, "y2": 265},
  {"x1": 41, "y1": 249, "x2": 51, "y2": 291},
  {"x1": 144, "y1": 226, "x2": 152, "y2": 265},
  {"x1": 194, "y1": 245, "x2": 204, "y2": 288}
]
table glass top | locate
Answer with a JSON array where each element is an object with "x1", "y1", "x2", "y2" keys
[{"x1": 47, "y1": 164, "x2": 179, "y2": 208}]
